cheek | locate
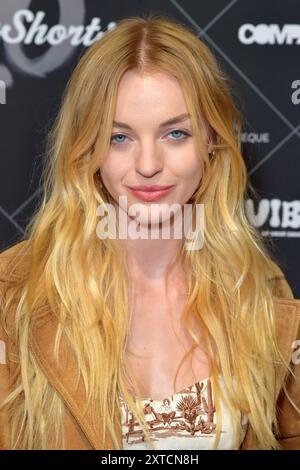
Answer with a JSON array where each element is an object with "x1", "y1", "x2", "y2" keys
[
  {"x1": 170, "y1": 152, "x2": 203, "y2": 182},
  {"x1": 100, "y1": 156, "x2": 128, "y2": 187}
]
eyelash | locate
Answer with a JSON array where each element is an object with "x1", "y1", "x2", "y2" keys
[{"x1": 110, "y1": 129, "x2": 191, "y2": 145}]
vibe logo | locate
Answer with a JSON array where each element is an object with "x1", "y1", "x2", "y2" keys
[
  {"x1": 245, "y1": 199, "x2": 300, "y2": 238},
  {"x1": 238, "y1": 24, "x2": 300, "y2": 45}
]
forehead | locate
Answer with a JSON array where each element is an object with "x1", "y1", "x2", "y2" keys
[{"x1": 113, "y1": 69, "x2": 189, "y2": 125}]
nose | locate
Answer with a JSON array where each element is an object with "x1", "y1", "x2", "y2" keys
[{"x1": 135, "y1": 139, "x2": 163, "y2": 178}]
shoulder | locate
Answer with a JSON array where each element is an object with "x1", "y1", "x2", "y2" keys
[
  {"x1": 0, "y1": 240, "x2": 31, "y2": 283},
  {"x1": 0, "y1": 240, "x2": 32, "y2": 352},
  {"x1": 0, "y1": 240, "x2": 31, "y2": 328},
  {"x1": 267, "y1": 263, "x2": 300, "y2": 331},
  {"x1": 267, "y1": 261, "x2": 295, "y2": 300},
  {"x1": 268, "y1": 266, "x2": 300, "y2": 365}
]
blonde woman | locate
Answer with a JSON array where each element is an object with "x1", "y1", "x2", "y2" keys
[{"x1": 0, "y1": 14, "x2": 300, "y2": 451}]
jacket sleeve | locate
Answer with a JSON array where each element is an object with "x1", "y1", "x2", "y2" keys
[
  {"x1": 270, "y1": 269, "x2": 300, "y2": 449},
  {"x1": 275, "y1": 318, "x2": 300, "y2": 450},
  {"x1": 269, "y1": 263, "x2": 300, "y2": 448}
]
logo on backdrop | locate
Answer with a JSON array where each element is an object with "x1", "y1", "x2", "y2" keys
[
  {"x1": 245, "y1": 199, "x2": 300, "y2": 238},
  {"x1": 238, "y1": 24, "x2": 300, "y2": 45},
  {"x1": 241, "y1": 132, "x2": 270, "y2": 144},
  {"x1": 0, "y1": 8, "x2": 116, "y2": 46},
  {"x1": 0, "y1": 2, "x2": 116, "y2": 86}
]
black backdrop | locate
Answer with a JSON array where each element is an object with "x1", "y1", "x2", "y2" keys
[{"x1": 0, "y1": 0, "x2": 299, "y2": 297}]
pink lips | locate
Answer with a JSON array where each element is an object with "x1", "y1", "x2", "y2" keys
[{"x1": 127, "y1": 185, "x2": 175, "y2": 202}]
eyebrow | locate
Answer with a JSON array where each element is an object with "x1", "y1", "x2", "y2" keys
[{"x1": 112, "y1": 112, "x2": 191, "y2": 130}]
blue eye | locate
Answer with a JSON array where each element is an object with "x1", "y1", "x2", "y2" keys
[
  {"x1": 111, "y1": 134, "x2": 128, "y2": 144},
  {"x1": 110, "y1": 129, "x2": 190, "y2": 145},
  {"x1": 169, "y1": 129, "x2": 190, "y2": 140}
]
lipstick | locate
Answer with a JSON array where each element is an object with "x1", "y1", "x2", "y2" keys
[{"x1": 127, "y1": 185, "x2": 174, "y2": 202}]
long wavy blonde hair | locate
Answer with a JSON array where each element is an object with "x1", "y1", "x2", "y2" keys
[{"x1": 1, "y1": 13, "x2": 297, "y2": 450}]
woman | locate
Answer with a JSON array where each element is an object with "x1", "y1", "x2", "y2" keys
[{"x1": 0, "y1": 14, "x2": 300, "y2": 450}]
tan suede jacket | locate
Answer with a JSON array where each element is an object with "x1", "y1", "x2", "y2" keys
[{"x1": 0, "y1": 240, "x2": 300, "y2": 450}]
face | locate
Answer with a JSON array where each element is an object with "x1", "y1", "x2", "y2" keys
[{"x1": 98, "y1": 69, "x2": 204, "y2": 227}]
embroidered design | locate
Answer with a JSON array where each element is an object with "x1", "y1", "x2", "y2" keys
[{"x1": 118, "y1": 375, "x2": 248, "y2": 449}]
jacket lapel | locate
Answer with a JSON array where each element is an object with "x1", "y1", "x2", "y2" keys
[
  {"x1": 240, "y1": 298, "x2": 300, "y2": 449},
  {"x1": 29, "y1": 298, "x2": 300, "y2": 451},
  {"x1": 29, "y1": 308, "x2": 121, "y2": 450},
  {"x1": 273, "y1": 299, "x2": 300, "y2": 398}
]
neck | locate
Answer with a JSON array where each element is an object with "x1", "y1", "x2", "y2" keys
[{"x1": 116, "y1": 204, "x2": 186, "y2": 286}]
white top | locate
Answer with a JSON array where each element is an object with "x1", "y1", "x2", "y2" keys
[{"x1": 118, "y1": 374, "x2": 249, "y2": 450}]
